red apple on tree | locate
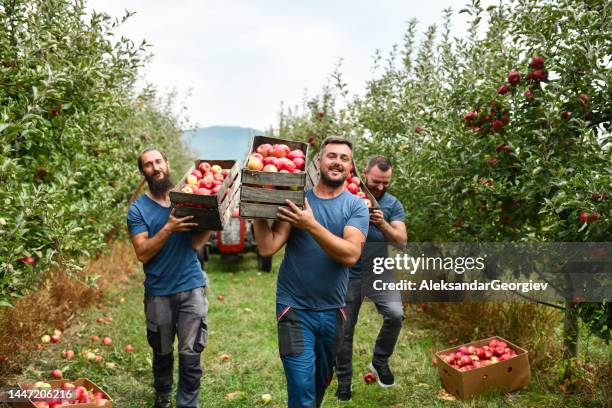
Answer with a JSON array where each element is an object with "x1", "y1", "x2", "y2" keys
[{"x1": 507, "y1": 69, "x2": 520, "y2": 85}]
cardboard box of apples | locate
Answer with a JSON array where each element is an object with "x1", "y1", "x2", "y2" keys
[
  {"x1": 169, "y1": 159, "x2": 241, "y2": 230},
  {"x1": 239, "y1": 136, "x2": 309, "y2": 219},
  {"x1": 434, "y1": 336, "x2": 531, "y2": 400},
  {"x1": 15, "y1": 378, "x2": 112, "y2": 407},
  {"x1": 305, "y1": 159, "x2": 379, "y2": 211}
]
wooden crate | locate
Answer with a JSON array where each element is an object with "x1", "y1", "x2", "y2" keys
[
  {"x1": 169, "y1": 159, "x2": 240, "y2": 230},
  {"x1": 239, "y1": 135, "x2": 309, "y2": 219},
  {"x1": 305, "y1": 159, "x2": 380, "y2": 211}
]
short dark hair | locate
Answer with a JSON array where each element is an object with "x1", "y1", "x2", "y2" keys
[
  {"x1": 138, "y1": 147, "x2": 168, "y2": 172},
  {"x1": 319, "y1": 136, "x2": 353, "y2": 154},
  {"x1": 366, "y1": 155, "x2": 392, "y2": 172}
]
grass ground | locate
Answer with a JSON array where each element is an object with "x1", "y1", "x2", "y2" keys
[{"x1": 3, "y1": 251, "x2": 608, "y2": 407}]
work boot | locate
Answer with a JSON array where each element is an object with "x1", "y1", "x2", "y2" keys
[
  {"x1": 369, "y1": 361, "x2": 395, "y2": 387},
  {"x1": 335, "y1": 382, "x2": 352, "y2": 401},
  {"x1": 155, "y1": 393, "x2": 172, "y2": 408}
]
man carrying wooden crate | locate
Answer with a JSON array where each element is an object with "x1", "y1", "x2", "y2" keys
[
  {"x1": 127, "y1": 148, "x2": 212, "y2": 408},
  {"x1": 253, "y1": 137, "x2": 369, "y2": 408},
  {"x1": 335, "y1": 155, "x2": 407, "y2": 400}
]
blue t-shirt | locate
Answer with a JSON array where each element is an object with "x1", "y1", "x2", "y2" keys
[
  {"x1": 277, "y1": 189, "x2": 369, "y2": 310},
  {"x1": 127, "y1": 194, "x2": 206, "y2": 296},
  {"x1": 349, "y1": 192, "x2": 405, "y2": 280}
]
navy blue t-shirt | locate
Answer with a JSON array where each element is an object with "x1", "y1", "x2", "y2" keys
[
  {"x1": 127, "y1": 194, "x2": 206, "y2": 296},
  {"x1": 277, "y1": 189, "x2": 369, "y2": 310},
  {"x1": 349, "y1": 192, "x2": 405, "y2": 280}
]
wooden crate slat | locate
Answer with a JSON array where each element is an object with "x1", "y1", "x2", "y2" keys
[
  {"x1": 241, "y1": 169, "x2": 306, "y2": 187},
  {"x1": 240, "y1": 185, "x2": 305, "y2": 205},
  {"x1": 239, "y1": 202, "x2": 289, "y2": 219}
]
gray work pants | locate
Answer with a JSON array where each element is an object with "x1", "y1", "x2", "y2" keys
[
  {"x1": 335, "y1": 275, "x2": 404, "y2": 385},
  {"x1": 144, "y1": 286, "x2": 208, "y2": 408}
]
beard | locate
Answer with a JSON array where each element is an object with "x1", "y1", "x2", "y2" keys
[
  {"x1": 145, "y1": 170, "x2": 174, "y2": 197},
  {"x1": 319, "y1": 168, "x2": 347, "y2": 188}
]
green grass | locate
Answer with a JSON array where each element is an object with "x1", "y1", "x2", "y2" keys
[{"x1": 7, "y1": 253, "x2": 605, "y2": 407}]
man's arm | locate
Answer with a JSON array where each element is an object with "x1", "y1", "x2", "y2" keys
[
  {"x1": 370, "y1": 210, "x2": 407, "y2": 246},
  {"x1": 252, "y1": 219, "x2": 292, "y2": 257},
  {"x1": 277, "y1": 199, "x2": 366, "y2": 267},
  {"x1": 192, "y1": 230, "x2": 212, "y2": 251},
  {"x1": 130, "y1": 209, "x2": 199, "y2": 264}
]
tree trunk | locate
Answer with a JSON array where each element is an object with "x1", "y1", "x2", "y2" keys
[{"x1": 562, "y1": 300, "x2": 580, "y2": 385}]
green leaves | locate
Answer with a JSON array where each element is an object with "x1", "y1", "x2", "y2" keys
[{"x1": 0, "y1": 0, "x2": 189, "y2": 304}]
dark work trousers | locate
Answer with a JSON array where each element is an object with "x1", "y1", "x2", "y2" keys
[
  {"x1": 335, "y1": 273, "x2": 404, "y2": 386},
  {"x1": 276, "y1": 304, "x2": 347, "y2": 408},
  {"x1": 144, "y1": 286, "x2": 208, "y2": 408}
]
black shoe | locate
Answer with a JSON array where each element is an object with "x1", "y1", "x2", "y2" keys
[
  {"x1": 155, "y1": 394, "x2": 171, "y2": 408},
  {"x1": 369, "y1": 361, "x2": 395, "y2": 387},
  {"x1": 336, "y1": 383, "x2": 352, "y2": 401}
]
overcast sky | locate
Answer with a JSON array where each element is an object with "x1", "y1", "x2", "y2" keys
[{"x1": 87, "y1": 0, "x2": 495, "y2": 130}]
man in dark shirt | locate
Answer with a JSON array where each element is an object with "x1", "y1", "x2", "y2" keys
[
  {"x1": 253, "y1": 137, "x2": 369, "y2": 408},
  {"x1": 335, "y1": 155, "x2": 407, "y2": 400},
  {"x1": 127, "y1": 148, "x2": 211, "y2": 408}
]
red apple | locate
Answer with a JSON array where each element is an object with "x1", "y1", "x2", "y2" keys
[
  {"x1": 292, "y1": 157, "x2": 305, "y2": 170},
  {"x1": 346, "y1": 183, "x2": 359, "y2": 195},
  {"x1": 102, "y1": 336, "x2": 112, "y2": 346},
  {"x1": 50, "y1": 334, "x2": 60, "y2": 344},
  {"x1": 524, "y1": 89, "x2": 534, "y2": 98},
  {"x1": 492, "y1": 119, "x2": 504, "y2": 132},
  {"x1": 588, "y1": 212, "x2": 600, "y2": 223},
  {"x1": 497, "y1": 85, "x2": 509, "y2": 95},
  {"x1": 191, "y1": 170, "x2": 203, "y2": 179},
  {"x1": 495, "y1": 142, "x2": 510, "y2": 152},
  {"x1": 363, "y1": 372, "x2": 376, "y2": 384},
  {"x1": 459, "y1": 355, "x2": 472, "y2": 367},
  {"x1": 256, "y1": 144, "x2": 274, "y2": 157},
  {"x1": 287, "y1": 149, "x2": 305, "y2": 160},
  {"x1": 415, "y1": 126, "x2": 423, "y2": 133},
  {"x1": 247, "y1": 156, "x2": 264, "y2": 171},
  {"x1": 51, "y1": 369, "x2": 62, "y2": 379},
  {"x1": 91, "y1": 335, "x2": 100, "y2": 343},
  {"x1": 213, "y1": 172, "x2": 224, "y2": 181},
  {"x1": 263, "y1": 164, "x2": 278, "y2": 172},
  {"x1": 561, "y1": 111, "x2": 572, "y2": 120},
  {"x1": 198, "y1": 162, "x2": 211, "y2": 173},
  {"x1": 530, "y1": 55, "x2": 545, "y2": 69},
  {"x1": 277, "y1": 158, "x2": 296, "y2": 172},
  {"x1": 507, "y1": 69, "x2": 520, "y2": 85},
  {"x1": 19, "y1": 256, "x2": 36, "y2": 265},
  {"x1": 198, "y1": 178, "x2": 213, "y2": 189},
  {"x1": 532, "y1": 69, "x2": 547, "y2": 81},
  {"x1": 62, "y1": 349, "x2": 74, "y2": 360},
  {"x1": 124, "y1": 344, "x2": 135, "y2": 352},
  {"x1": 464, "y1": 111, "x2": 476, "y2": 123},
  {"x1": 263, "y1": 156, "x2": 279, "y2": 166},
  {"x1": 271, "y1": 144, "x2": 290, "y2": 158},
  {"x1": 217, "y1": 295, "x2": 224, "y2": 301}
]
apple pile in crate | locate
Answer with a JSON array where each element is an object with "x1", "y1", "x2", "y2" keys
[
  {"x1": 343, "y1": 165, "x2": 372, "y2": 208},
  {"x1": 246, "y1": 143, "x2": 306, "y2": 173},
  {"x1": 181, "y1": 161, "x2": 232, "y2": 196},
  {"x1": 22, "y1": 381, "x2": 110, "y2": 406},
  {"x1": 439, "y1": 338, "x2": 518, "y2": 371}
]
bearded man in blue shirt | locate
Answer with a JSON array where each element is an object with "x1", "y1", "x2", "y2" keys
[
  {"x1": 127, "y1": 148, "x2": 211, "y2": 408},
  {"x1": 253, "y1": 137, "x2": 369, "y2": 408}
]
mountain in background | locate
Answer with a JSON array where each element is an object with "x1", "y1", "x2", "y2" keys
[{"x1": 181, "y1": 126, "x2": 263, "y2": 163}]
